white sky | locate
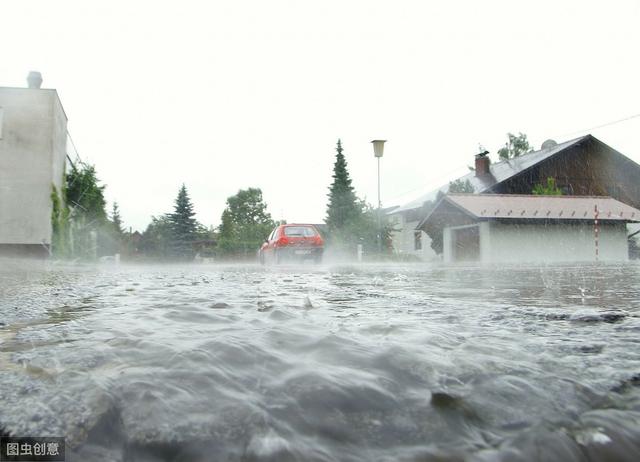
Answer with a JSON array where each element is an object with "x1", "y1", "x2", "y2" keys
[{"x1": 2, "y1": 0, "x2": 639, "y2": 231}]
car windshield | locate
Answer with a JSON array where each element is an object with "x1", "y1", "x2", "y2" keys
[{"x1": 284, "y1": 226, "x2": 316, "y2": 237}]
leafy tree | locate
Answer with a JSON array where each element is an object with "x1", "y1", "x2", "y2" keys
[
  {"x1": 66, "y1": 164, "x2": 108, "y2": 225},
  {"x1": 326, "y1": 139, "x2": 361, "y2": 230},
  {"x1": 532, "y1": 177, "x2": 563, "y2": 195},
  {"x1": 217, "y1": 188, "x2": 275, "y2": 258},
  {"x1": 168, "y1": 184, "x2": 200, "y2": 259},
  {"x1": 63, "y1": 163, "x2": 109, "y2": 259},
  {"x1": 51, "y1": 184, "x2": 70, "y2": 257},
  {"x1": 216, "y1": 209, "x2": 237, "y2": 255},
  {"x1": 333, "y1": 199, "x2": 395, "y2": 255},
  {"x1": 140, "y1": 214, "x2": 173, "y2": 258},
  {"x1": 448, "y1": 179, "x2": 474, "y2": 193},
  {"x1": 497, "y1": 132, "x2": 533, "y2": 160}
]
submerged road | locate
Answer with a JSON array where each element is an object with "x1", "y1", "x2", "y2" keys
[{"x1": 1, "y1": 261, "x2": 640, "y2": 461}]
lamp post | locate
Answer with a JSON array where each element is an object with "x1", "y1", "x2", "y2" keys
[{"x1": 371, "y1": 140, "x2": 386, "y2": 254}]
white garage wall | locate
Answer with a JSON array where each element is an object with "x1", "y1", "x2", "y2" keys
[{"x1": 484, "y1": 221, "x2": 628, "y2": 263}]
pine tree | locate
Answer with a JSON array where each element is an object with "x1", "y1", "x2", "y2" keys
[
  {"x1": 111, "y1": 202, "x2": 124, "y2": 235},
  {"x1": 326, "y1": 139, "x2": 361, "y2": 230},
  {"x1": 168, "y1": 184, "x2": 198, "y2": 259}
]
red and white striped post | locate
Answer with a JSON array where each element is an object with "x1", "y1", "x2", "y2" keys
[{"x1": 594, "y1": 204, "x2": 599, "y2": 261}]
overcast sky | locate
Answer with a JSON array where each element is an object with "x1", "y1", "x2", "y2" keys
[{"x1": 2, "y1": 0, "x2": 639, "y2": 231}]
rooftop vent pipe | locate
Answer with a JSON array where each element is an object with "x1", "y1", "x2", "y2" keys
[{"x1": 27, "y1": 71, "x2": 43, "y2": 89}]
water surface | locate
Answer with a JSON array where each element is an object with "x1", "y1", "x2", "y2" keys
[{"x1": 1, "y1": 261, "x2": 639, "y2": 461}]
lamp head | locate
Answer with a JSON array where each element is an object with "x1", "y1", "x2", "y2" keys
[{"x1": 371, "y1": 140, "x2": 386, "y2": 158}]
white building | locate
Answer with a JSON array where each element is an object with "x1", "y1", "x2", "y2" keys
[
  {"x1": 387, "y1": 202, "x2": 436, "y2": 260},
  {"x1": 0, "y1": 72, "x2": 68, "y2": 257},
  {"x1": 419, "y1": 194, "x2": 639, "y2": 263}
]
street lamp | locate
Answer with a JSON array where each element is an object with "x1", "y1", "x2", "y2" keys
[{"x1": 371, "y1": 140, "x2": 386, "y2": 253}]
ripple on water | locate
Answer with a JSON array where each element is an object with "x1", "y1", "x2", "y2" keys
[{"x1": 1, "y1": 263, "x2": 640, "y2": 461}]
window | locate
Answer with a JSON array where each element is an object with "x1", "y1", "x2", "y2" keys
[
  {"x1": 414, "y1": 231, "x2": 422, "y2": 250},
  {"x1": 284, "y1": 226, "x2": 317, "y2": 237}
]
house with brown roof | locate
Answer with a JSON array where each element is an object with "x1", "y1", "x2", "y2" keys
[
  {"x1": 419, "y1": 194, "x2": 640, "y2": 263},
  {"x1": 388, "y1": 135, "x2": 640, "y2": 260}
]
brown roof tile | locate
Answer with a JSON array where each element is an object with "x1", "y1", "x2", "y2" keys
[{"x1": 444, "y1": 194, "x2": 640, "y2": 222}]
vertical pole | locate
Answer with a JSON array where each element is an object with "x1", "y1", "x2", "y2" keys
[
  {"x1": 69, "y1": 222, "x2": 74, "y2": 255},
  {"x1": 377, "y1": 156, "x2": 382, "y2": 253},
  {"x1": 594, "y1": 204, "x2": 599, "y2": 262}
]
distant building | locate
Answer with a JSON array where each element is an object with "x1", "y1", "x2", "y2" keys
[
  {"x1": 388, "y1": 135, "x2": 640, "y2": 260},
  {"x1": 420, "y1": 194, "x2": 639, "y2": 263},
  {"x1": 0, "y1": 72, "x2": 68, "y2": 257}
]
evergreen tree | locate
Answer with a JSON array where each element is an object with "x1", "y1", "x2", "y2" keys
[
  {"x1": 106, "y1": 201, "x2": 127, "y2": 255},
  {"x1": 324, "y1": 139, "x2": 394, "y2": 257},
  {"x1": 326, "y1": 139, "x2": 361, "y2": 229},
  {"x1": 111, "y1": 202, "x2": 124, "y2": 235},
  {"x1": 168, "y1": 184, "x2": 199, "y2": 259}
]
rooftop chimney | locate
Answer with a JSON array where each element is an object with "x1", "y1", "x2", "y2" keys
[
  {"x1": 27, "y1": 71, "x2": 43, "y2": 89},
  {"x1": 475, "y1": 150, "x2": 490, "y2": 177}
]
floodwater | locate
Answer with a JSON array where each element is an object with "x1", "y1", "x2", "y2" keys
[{"x1": 1, "y1": 260, "x2": 640, "y2": 461}]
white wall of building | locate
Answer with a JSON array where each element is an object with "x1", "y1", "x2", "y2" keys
[
  {"x1": 0, "y1": 87, "x2": 67, "y2": 246},
  {"x1": 487, "y1": 222, "x2": 628, "y2": 263},
  {"x1": 444, "y1": 220, "x2": 629, "y2": 263},
  {"x1": 388, "y1": 211, "x2": 438, "y2": 260}
]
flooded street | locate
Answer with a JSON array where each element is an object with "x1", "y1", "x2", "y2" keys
[{"x1": 1, "y1": 261, "x2": 640, "y2": 461}]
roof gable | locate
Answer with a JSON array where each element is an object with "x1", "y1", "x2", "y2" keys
[{"x1": 392, "y1": 135, "x2": 592, "y2": 213}]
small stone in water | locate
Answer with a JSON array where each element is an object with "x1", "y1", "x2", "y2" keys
[{"x1": 431, "y1": 392, "x2": 460, "y2": 408}]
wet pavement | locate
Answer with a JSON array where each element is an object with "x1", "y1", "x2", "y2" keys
[{"x1": 1, "y1": 260, "x2": 640, "y2": 461}]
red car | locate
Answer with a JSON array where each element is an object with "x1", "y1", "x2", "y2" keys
[{"x1": 259, "y1": 224, "x2": 324, "y2": 264}]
